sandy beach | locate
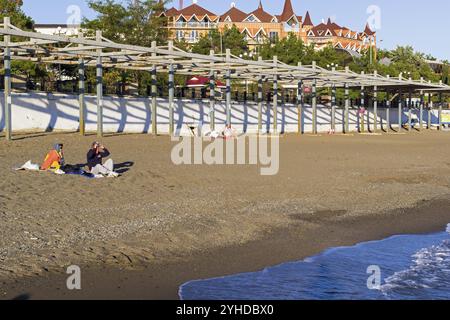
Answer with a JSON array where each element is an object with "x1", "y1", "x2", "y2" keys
[{"x1": 1, "y1": 130, "x2": 450, "y2": 299}]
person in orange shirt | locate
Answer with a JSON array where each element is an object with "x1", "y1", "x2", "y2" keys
[{"x1": 40, "y1": 143, "x2": 65, "y2": 171}]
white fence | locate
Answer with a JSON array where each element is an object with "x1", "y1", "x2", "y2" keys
[{"x1": 0, "y1": 92, "x2": 441, "y2": 136}]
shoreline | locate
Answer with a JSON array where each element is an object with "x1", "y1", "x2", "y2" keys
[{"x1": 3, "y1": 196, "x2": 450, "y2": 300}]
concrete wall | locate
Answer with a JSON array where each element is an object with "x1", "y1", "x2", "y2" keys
[{"x1": 0, "y1": 92, "x2": 441, "y2": 136}]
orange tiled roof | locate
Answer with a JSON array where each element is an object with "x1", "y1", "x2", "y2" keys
[
  {"x1": 219, "y1": 6, "x2": 248, "y2": 22},
  {"x1": 364, "y1": 23, "x2": 376, "y2": 36},
  {"x1": 310, "y1": 21, "x2": 337, "y2": 37},
  {"x1": 177, "y1": 3, "x2": 217, "y2": 19},
  {"x1": 326, "y1": 18, "x2": 342, "y2": 30},
  {"x1": 303, "y1": 11, "x2": 313, "y2": 26},
  {"x1": 247, "y1": 2, "x2": 275, "y2": 23},
  {"x1": 279, "y1": 0, "x2": 295, "y2": 22},
  {"x1": 165, "y1": 7, "x2": 179, "y2": 17}
]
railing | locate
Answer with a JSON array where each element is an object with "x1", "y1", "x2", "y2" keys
[
  {"x1": 177, "y1": 37, "x2": 200, "y2": 43},
  {"x1": 173, "y1": 22, "x2": 218, "y2": 29},
  {"x1": 283, "y1": 24, "x2": 300, "y2": 33}
]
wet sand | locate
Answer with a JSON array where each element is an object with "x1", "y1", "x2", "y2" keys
[{"x1": 1, "y1": 130, "x2": 450, "y2": 299}]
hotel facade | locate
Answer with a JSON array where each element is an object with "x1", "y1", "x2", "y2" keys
[{"x1": 162, "y1": 0, "x2": 376, "y2": 54}]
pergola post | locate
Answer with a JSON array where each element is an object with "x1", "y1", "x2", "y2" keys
[
  {"x1": 419, "y1": 91, "x2": 424, "y2": 132},
  {"x1": 78, "y1": 57, "x2": 86, "y2": 136},
  {"x1": 273, "y1": 56, "x2": 278, "y2": 134},
  {"x1": 96, "y1": 30, "x2": 103, "y2": 138},
  {"x1": 209, "y1": 50, "x2": 215, "y2": 132},
  {"x1": 225, "y1": 69, "x2": 231, "y2": 126},
  {"x1": 297, "y1": 62, "x2": 304, "y2": 134},
  {"x1": 311, "y1": 61, "x2": 317, "y2": 135},
  {"x1": 373, "y1": 86, "x2": 378, "y2": 133},
  {"x1": 386, "y1": 92, "x2": 391, "y2": 133},
  {"x1": 428, "y1": 93, "x2": 432, "y2": 129},
  {"x1": 312, "y1": 79, "x2": 318, "y2": 135},
  {"x1": 3, "y1": 17, "x2": 12, "y2": 141},
  {"x1": 167, "y1": 42, "x2": 175, "y2": 136},
  {"x1": 398, "y1": 93, "x2": 403, "y2": 133},
  {"x1": 330, "y1": 66, "x2": 336, "y2": 133},
  {"x1": 151, "y1": 64, "x2": 157, "y2": 134},
  {"x1": 331, "y1": 84, "x2": 336, "y2": 133},
  {"x1": 438, "y1": 92, "x2": 443, "y2": 131},
  {"x1": 344, "y1": 81, "x2": 350, "y2": 134},
  {"x1": 257, "y1": 76, "x2": 263, "y2": 134},
  {"x1": 360, "y1": 82, "x2": 365, "y2": 133},
  {"x1": 408, "y1": 88, "x2": 412, "y2": 132},
  {"x1": 151, "y1": 41, "x2": 157, "y2": 135},
  {"x1": 373, "y1": 71, "x2": 378, "y2": 133},
  {"x1": 226, "y1": 49, "x2": 232, "y2": 126},
  {"x1": 169, "y1": 63, "x2": 175, "y2": 136}
]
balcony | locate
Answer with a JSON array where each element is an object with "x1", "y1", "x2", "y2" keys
[
  {"x1": 283, "y1": 23, "x2": 300, "y2": 33},
  {"x1": 173, "y1": 22, "x2": 218, "y2": 29},
  {"x1": 176, "y1": 37, "x2": 200, "y2": 43}
]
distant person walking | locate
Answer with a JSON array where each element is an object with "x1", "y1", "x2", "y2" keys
[{"x1": 86, "y1": 142, "x2": 118, "y2": 177}]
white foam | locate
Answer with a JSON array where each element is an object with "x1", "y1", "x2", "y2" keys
[{"x1": 381, "y1": 237, "x2": 450, "y2": 297}]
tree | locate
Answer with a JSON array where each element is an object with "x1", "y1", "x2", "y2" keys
[
  {"x1": 0, "y1": 0, "x2": 34, "y2": 31},
  {"x1": 222, "y1": 25, "x2": 247, "y2": 56},
  {"x1": 260, "y1": 33, "x2": 312, "y2": 65},
  {"x1": 191, "y1": 29, "x2": 222, "y2": 55},
  {"x1": 191, "y1": 25, "x2": 248, "y2": 56},
  {"x1": 83, "y1": 0, "x2": 168, "y2": 46},
  {"x1": 0, "y1": 0, "x2": 45, "y2": 80},
  {"x1": 312, "y1": 45, "x2": 348, "y2": 69},
  {"x1": 83, "y1": 0, "x2": 169, "y2": 93}
]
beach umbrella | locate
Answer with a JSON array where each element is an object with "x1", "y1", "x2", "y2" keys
[{"x1": 186, "y1": 76, "x2": 226, "y2": 89}]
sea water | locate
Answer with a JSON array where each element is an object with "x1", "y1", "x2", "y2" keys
[{"x1": 179, "y1": 224, "x2": 450, "y2": 300}]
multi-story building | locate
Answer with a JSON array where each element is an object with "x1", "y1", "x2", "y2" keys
[{"x1": 161, "y1": 0, "x2": 376, "y2": 54}]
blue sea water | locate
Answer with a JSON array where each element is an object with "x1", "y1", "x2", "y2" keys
[{"x1": 179, "y1": 224, "x2": 450, "y2": 300}]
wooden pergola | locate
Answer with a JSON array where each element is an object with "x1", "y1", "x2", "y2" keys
[{"x1": 1, "y1": 17, "x2": 449, "y2": 140}]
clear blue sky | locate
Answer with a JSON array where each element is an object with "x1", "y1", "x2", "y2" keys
[{"x1": 21, "y1": 0, "x2": 450, "y2": 60}]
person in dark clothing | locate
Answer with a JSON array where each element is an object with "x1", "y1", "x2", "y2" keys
[{"x1": 86, "y1": 141, "x2": 118, "y2": 177}]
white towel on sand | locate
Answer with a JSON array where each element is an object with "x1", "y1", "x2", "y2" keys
[{"x1": 15, "y1": 160, "x2": 40, "y2": 171}]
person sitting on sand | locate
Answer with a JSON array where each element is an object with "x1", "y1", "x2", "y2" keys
[
  {"x1": 41, "y1": 143, "x2": 65, "y2": 171},
  {"x1": 86, "y1": 142, "x2": 119, "y2": 177}
]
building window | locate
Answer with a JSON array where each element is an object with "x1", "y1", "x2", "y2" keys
[
  {"x1": 190, "y1": 30, "x2": 199, "y2": 41},
  {"x1": 176, "y1": 17, "x2": 186, "y2": 27},
  {"x1": 188, "y1": 17, "x2": 198, "y2": 27},
  {"x1": 287, "y1": 17, "x2": 297, "y2": 27},
  {"x1": 255, "y1": 32, "x2": 264, "y2": 43},
  {"x1": 244, "y1": 15, "x2": 257, "y2": 22},
  {"x1": 176, "y1": 30, "x2": 184, "y2": 40},
  {"x1": 269, "y1": 31, "x2": 279, "y2": 43}
]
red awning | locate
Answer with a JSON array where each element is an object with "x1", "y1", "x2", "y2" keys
[{"x1": 186, "y1": 76, "x2": 226, "y2": 89}]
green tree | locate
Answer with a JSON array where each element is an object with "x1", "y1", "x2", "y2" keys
[
  {"x1": 83, "y1": 0, "x2": 168, "y2": 46},
  {"x1": 191, "y1": 29, "x2": 222, "y2": 55},
  {"x1": 191, "y1": 25, "x2": 247, "y2": 56},
  {"x1": 82, "y1": 0, "x2": 169, "y2": 93},
  {"x1": 312, "y1": 45, "x2": 348, "y2": 69},
  {"x1": 260, "y1": 33, "x2": 313, "y2": 65},
  {"x1": 222, "y1": 25, "x2": 247, "y2": 56},
  {"x1": 0, "y1": 0, "x2": 34, "y2": 31},
  {"x1": 0, "y1": 0, "x2": 46, "y2": 80}
]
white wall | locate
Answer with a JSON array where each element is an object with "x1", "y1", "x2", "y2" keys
[{"x1": 0, "y1": 92, "x2": 441, "y2": 136}]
